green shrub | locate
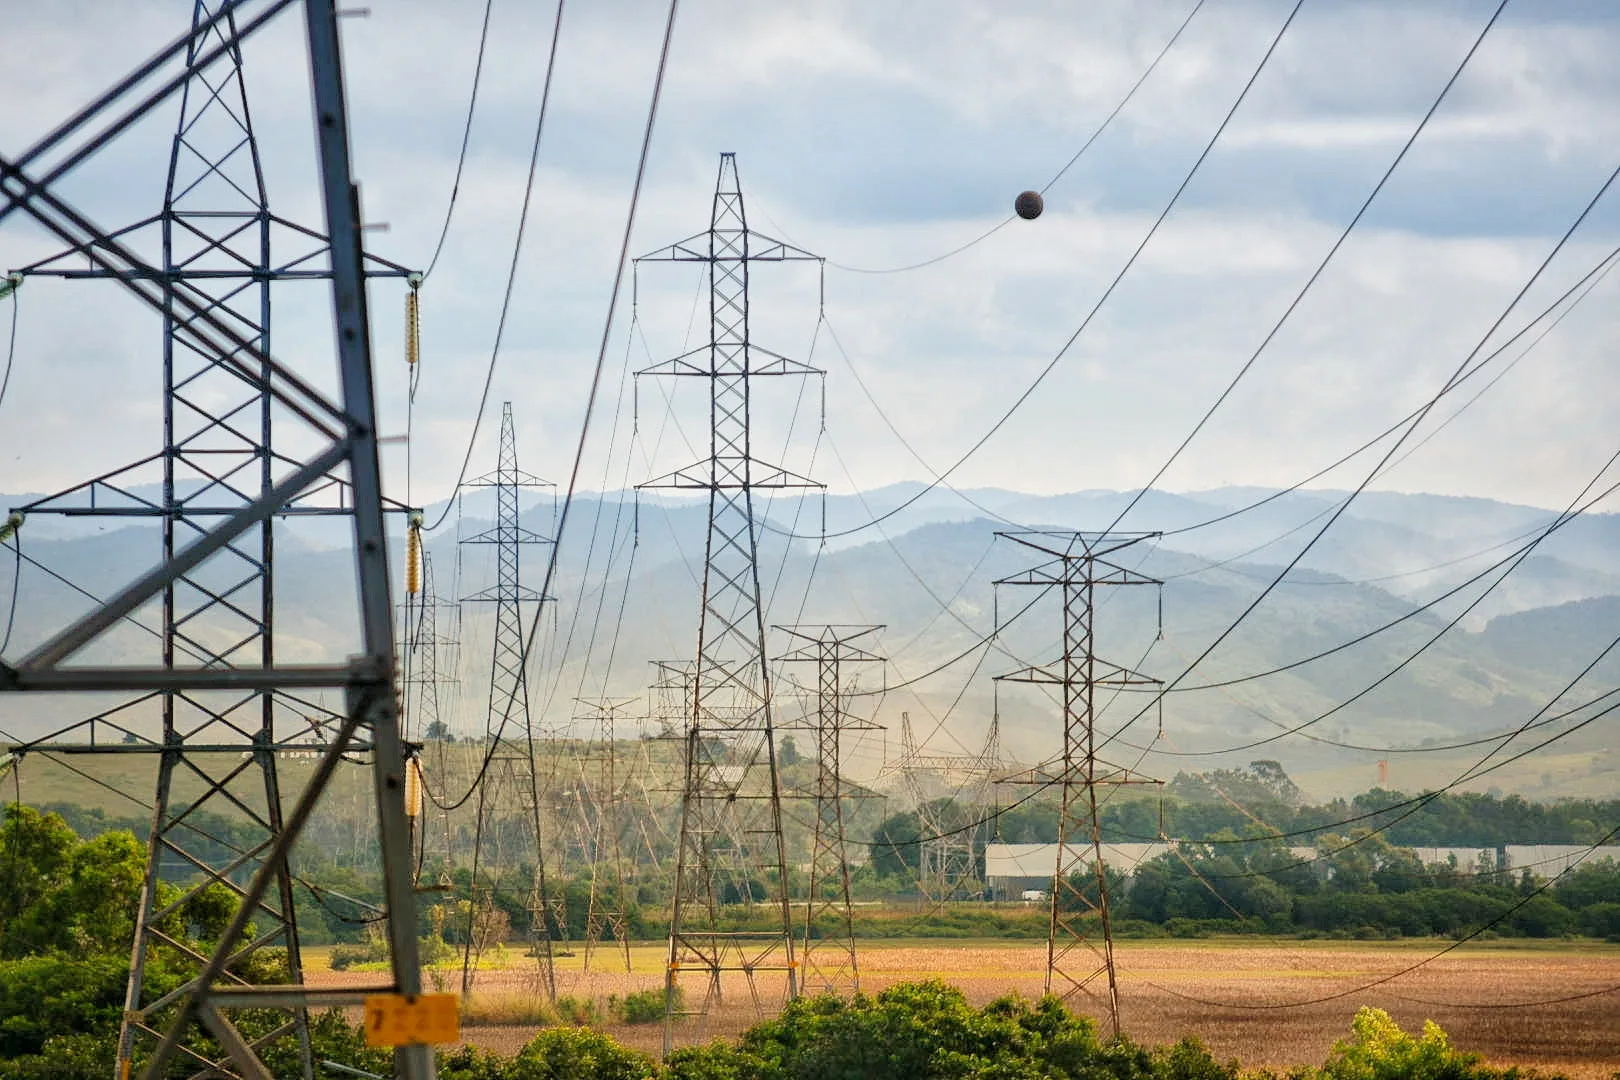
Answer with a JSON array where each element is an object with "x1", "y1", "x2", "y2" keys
[
  {"x1": 510, "y1": 1026, "x2": 656, "y2": 1080},
  {"x1": 664, "y1": 1040, "x2": 768, "y2": 1080},
  {"x1": 437, "y1": 1044, "x2": 514, "y2": 1080},
  {"x1": 0, "y1": 1032, "x2": 115, "y2": 1080},
  {"x1": 554, "y1": 995, "x2": 603, "y2": 1026},
  {"x1": 611, "y1": 987, "x2": 677, "y2": 1025},
  {"x1": 330, "y1": 938, "x2": 389, "y2": 971},
  {"x1": 1319, "y1": 1006, "x2": 1507, "y2": 1080},
  {"x1": 0, "y1": 955, "x2": 128, "y2": 1057}
]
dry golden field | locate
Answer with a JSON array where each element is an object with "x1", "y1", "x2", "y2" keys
[{"x1": 305, "y1": 939, "x2": 1620, "y2": 1077}]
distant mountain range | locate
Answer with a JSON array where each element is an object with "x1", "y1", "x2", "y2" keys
[{"x1": 3, "y1": 482, "x2": 1617, "y2": 800}]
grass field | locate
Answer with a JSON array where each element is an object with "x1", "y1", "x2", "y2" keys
[{"x1": 304, "y1": 938, "x2": 1620, "y2": 1077}]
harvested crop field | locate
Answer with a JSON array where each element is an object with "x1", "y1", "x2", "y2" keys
[{"x1": 306, "y1": 939, "x2": 1620, "y2": 1077}]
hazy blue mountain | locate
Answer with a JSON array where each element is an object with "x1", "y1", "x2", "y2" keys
[{"x1": 4, "y1": 485, "x2": 1618, "y2": 799}]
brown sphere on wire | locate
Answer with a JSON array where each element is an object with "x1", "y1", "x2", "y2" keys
[{"x1": 1015, "y1": 190, "x2": 1044, "y2": 220}]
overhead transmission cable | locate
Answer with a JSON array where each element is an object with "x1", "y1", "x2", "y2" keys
[
  {"x1": 0, "y1": 275, "x2": 18, "y2": 414},
  {"x1": 1097, "y1": 147, "x2": 1620, "y2": 757},
  {"x1": 831, "y1": 235, "x2": 1620, "y2": 702},
  {"x1": 1143, "y1": 236, "x2": 1620, "y2": 551},
  {"x1": 429, "y1": 0, "x2": 679, "y2": 813},
  {"x1": 824, "y1": 0, "x2": 1206, "y2": 276},
  {"x1": 774, "y1": 0, "x2": 1515, "y2": 550},
  {"x1": 1103, "y1": 0, "x2": 1512, "y2": 538},
  {"x1": 1153, "y1": 454, "x2": 1620, "y2": 705},
  {"x1": 421, "y1": 0, "x2": 496, "y2": 280},
  {"x1": 420, "y1": 0, "x2": 567, "y2": 534},
  {"x1": 765, "y1": 0, "x2": 1303, "y2": 544}
]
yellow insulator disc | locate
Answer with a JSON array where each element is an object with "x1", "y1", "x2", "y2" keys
[
  {"x1": 405, "y1": 288, "x2": 420, "y2": 367},
  {"x1": 405, "y1": 526, "x2": 422, "y2": 595}
]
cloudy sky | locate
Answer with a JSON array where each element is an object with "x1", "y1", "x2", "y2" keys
[{"x1": 4, "y1": 0, "x2": 1620, "y2": 518}]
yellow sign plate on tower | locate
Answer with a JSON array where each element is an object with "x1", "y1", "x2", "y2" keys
[{"x1": 363, "y1": 993, "x2": 461, "y2": 1047}]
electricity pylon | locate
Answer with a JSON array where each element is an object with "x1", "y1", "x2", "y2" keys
[
  {"x1": 774, "y1": 624, "x2": 882, "y2": 996},
  {"x1": 2, "y1": 5, "x2": 418, "y2": 1079},
  {"x1": 635, "y1": 153, "x2": 822, "y2": 1052},
  {"x1": 0, "y1": 4, "x2": 433, "y2": 1079},
  {"x1": 406, "y1": 551, "x2": 461, "y2": 871},
  {"x1": 995, "y1": 531, "x2": 1163, "y2": 1038},
  {"x1": 569, "y1": 698, "x2": 637, "y2": 972},
  {"x1": 892, "y1": 711, "x2": 1002, "y2": 906},
  {"x1": 458, "y1": 402, "x2": 558, "y2": 999}
]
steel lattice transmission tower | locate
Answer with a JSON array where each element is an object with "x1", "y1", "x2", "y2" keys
[
  {"x1": 407, "y1": 550, "x2": 462, "y2": 870},
  {"x1": 568, "y1": 697, "x2": 637, "y2": 973},
  {"x1": 894, "y1": 711, "x2": 1002, "y2": 905},
  {"x1": 457, "y1": 402, "x2": 560, "y2": 998},
  {"x1": 635, "y1": 153, "x2": 822, "y2": 1049},
  {"x1": 1, "y1": 3, "x2": 435, "y2": 1079},
  {"x1": 4, "y1": 5, "x2": 414, "y2": 1078},
  {"x1": 995, "y1": 531, "x2": 1162, "y2": 1038},
  {"x1": 774, "y1": 624, "x2": 882, "y2": 996}
]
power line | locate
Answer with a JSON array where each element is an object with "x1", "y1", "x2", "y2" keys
[
  {"x1": 421, "y1": 0, "x2": 496, "y2": 280},
  {"x1": 421, "y1": 0, "x2": 568, "y2": 533},
  {"x1": 1104, "y1": 0, "x2": 1512, "y2": 536},
  {"x1": 760, "y1": 0, "x2": 1307, "y2": 544},
  {"x1": 431, "y1": 0, "x2": 679, "y2": 814},
  {"x1": 1157, "y1": 458, "x2": 1620, "y2": 702},
  {"x1": 0, "y1": 279, "x2": 18, "y2": 414},
  {"x1": 1148, "y1": 240, "x2": 1620, "y2": 547},
  {"x1": 819, "y1": 0, "x2": 1208, "y2": 276},
  {"x1": 1126, "y1": 823, "x2": 1620, "y2": 1012},
  {"x1": 1098, "y1": 152, "x2": 1620, "y2": 755}
]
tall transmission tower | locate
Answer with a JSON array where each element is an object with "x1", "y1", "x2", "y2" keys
[
  {"x1": 2, "y1": 5, "x2": 417, "y2": 1079},
  {"x1": 407, "y1": 550, "x2": 462, "y2": 871},
  {"x1": 774, "y1": 624, "x2": 882, "y2": 996},
  {"x1": 635, "y1": 153, "x2": 822, "y2": 1049},
  {"x1": 458, "y1": 402, "x2": 559, "y2": 998},
  {"x1": 569, "y1": 697, "x2": 637, "y2": 972},
  {"x1": 995, "y1": 531, "x2": 1162, "y2": 1038},
  {"x1": 0, "y1": 4, "x2": 436, "y2": 1079},
  {"x1": 895, "y1": 712, "x2": 1002, "y2": 906}
]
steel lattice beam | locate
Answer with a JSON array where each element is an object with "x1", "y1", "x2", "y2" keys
[
  {"x1": 635, "y1": 153, "x2": 822, "y2": 1053},
  {"x1": 0, "y1": 4, "x2": 431, "y2": 1079},
  {"x1": 774, "y1": 624, "x2": 882, "y2": 996},
  {"x1": 457, "y1": 403, "x2": 559, "y2": 999},
  {"x1": 995, "y1": 531, "x2": 1163, "y2": 1038}
]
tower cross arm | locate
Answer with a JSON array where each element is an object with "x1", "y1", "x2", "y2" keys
[
  {"x1": 635, "y1": 230, "x2": 819, "y2": 264},
  {"x1": 994, "y1": 658, "x2": 1162, "y2": 687}
]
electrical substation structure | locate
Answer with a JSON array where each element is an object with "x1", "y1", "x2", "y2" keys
[
  {"x1": 995, "y1": 531, "x2": 1163, "y2": 1039},
  {"x1": 634, "y1": 152, "x2": 823, "y2": 1051},
  {"x1": 774, "y1": 624, "x2": 883, "y2": 996},
  {"x1": 457, "y1": 401, "x2": 560, "y2": 999},
  {"x1": 0, "y1": 4, "x2": 431, "y2": 1079}
]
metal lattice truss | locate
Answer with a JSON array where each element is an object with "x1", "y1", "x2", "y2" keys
[
  {"x1": 566, "y1": 698, "x2": 638, "y2": 973},
  {"x1": 408, "y1": 552, "x2": 464, "y2": 872},
  {"x1": 0, "y1": 4, "x2": 432, "y2": 1080},
  {"x1": 774, "y1": 624, "x2": 882, "y2": 996},
  {"x1": 458, "y1": 402, "x2": 559, "y2": 999},
  {"x1": 635, "y1": 153, "x2": 822, "y2": 1050},
  {"x1": 995, "y1": 531, "x2": 1163, "y2": 1037},
  {"x1": 892, "y1": 710, "x2": 1003, "y2": 907}
]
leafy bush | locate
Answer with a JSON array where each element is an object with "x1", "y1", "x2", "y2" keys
[
  {"x1": 0, "y1": 955, "x2": 129, "y2": 1057},
  {"x1": 0, "y1": 1032, "x2": 115, "y2": 1080},
  {"x1": 509, "y1": 1026, "x2": 656, "y2": 1080},
  {"x1": 1319, "y1": 1006, "x2": 1516, "y2": 1080},
  {"x1": 612, "y1": 987, "x2": 678, "y2": 1025},
  {"x1": 555, "y1": 995, "x2": 603, "y2": 1026}
]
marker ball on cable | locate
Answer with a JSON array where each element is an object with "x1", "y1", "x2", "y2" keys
[{"x1": 1014, "y1": 190, "x2": 1044, "y2": 220}]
